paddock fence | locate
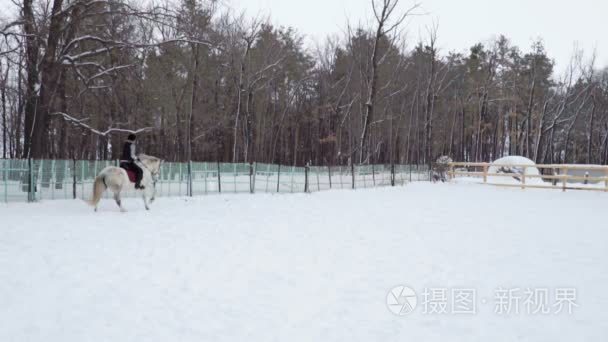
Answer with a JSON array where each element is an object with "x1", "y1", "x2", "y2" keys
[
  {"x1": 448, "y1": 162, "x2": 608, "y2": 192},
  {"x1": 0, "y1": 159, "x2": 431, "y2": 203}
]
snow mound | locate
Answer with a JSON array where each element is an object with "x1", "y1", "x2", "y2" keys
[{"x1": 488, "y1": 156, "x2": 545, "y2": 185}]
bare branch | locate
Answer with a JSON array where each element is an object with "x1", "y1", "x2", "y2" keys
[{"x1": 51, "y1": 112, "x2": 154, "y2": 137}]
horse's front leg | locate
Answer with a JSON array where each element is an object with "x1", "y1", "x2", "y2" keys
[
  {"x1": 150, "y1": 184, "x2": 157, "y2": 203},
  {"x1": 142, "y1": 189, "x2": 150, "y2": 211}
]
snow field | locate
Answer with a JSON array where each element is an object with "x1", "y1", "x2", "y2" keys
[{"x1": 0, "y1": 183, "x2": 607, "y2": 341}]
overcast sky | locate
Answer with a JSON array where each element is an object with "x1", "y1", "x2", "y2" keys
[
  {"x1": 228, "y1": 0, "x2": 607, "y2": 72},
  {"x1": 1, "y1": 0, "x2": 605, "y2": 71}
]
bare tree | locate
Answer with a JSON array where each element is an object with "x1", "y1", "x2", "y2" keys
[{"x1": 359, "y1": 0, "x2": 419, "y2": 163}]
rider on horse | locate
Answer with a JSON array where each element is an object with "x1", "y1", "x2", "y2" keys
[{"x1": 120, "y1": 134, "x2": 145, "y2": 189}]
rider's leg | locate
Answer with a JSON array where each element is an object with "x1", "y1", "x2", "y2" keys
[{"x1": 134, "y1": 163, "x2": 145, "y2": 189}]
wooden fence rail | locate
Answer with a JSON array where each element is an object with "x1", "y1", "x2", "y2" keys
[{"x1": 448, "y1": 162, "x2": 608, "y2": 192}]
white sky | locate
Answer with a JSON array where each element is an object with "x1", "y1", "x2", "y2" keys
[
  {"x1": 1, "y1": 0, "x2": 605, "y2": 71},
  {"x1": 228, "y1": 0, "x2": 608, "y2": 72}
]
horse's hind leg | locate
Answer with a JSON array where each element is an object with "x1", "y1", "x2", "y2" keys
[{"x1": 113, "y1": 188, "x2": 126, "y2": 212}]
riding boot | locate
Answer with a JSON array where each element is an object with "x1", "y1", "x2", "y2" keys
[{"x1": 135, "y1": 182, "x2": 145, "y2": 190}]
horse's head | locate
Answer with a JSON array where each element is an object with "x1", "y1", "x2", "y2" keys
[{"x1": 138, "y1": 154, "x2": 163, "y2": 180}]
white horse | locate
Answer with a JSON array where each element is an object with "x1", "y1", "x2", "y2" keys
[{"x1": 88, "y1": 154, "x2": 162, "y2": 212}]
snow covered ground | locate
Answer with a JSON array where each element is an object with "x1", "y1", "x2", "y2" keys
[{"x1": 1, "y1": 183, "x2": 607, "y2": 341}]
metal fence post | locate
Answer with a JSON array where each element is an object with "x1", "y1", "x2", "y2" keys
[
  {"x1": 351, "y1": 163, "x2": 355, "y2": 189},
  {"x1": 62, "y1": 160, "x2": 68, "y2": 198},
  {"x1": 72, "y1": 157, "x2": 76, "y2": 199},
  {"x1": 391, "y1": 163, "x2": 395, "y2": 186},
  {"x1": 39, "y1": 159, "x2": 45, "y2": 200},
  {"x1": 202, "y1": 163, "x2": 208, "y2": 194},
  {"x1": 304, "y1": 163, "x2": 309, "y2": 193},
  {"x1": 188, "y1": 160, "x2": 193, "y2": 197},
  {"x1": 409, "y1": 164, "x2": 412, "y2": 182},
  {"x1": 249, "y1": 162, "x2": 254, "y2": 194},
  {"x1": 233, "y1": 163, "x2": 237, "y2": 193},
  {"x1": 27, "y1": 158, "x2": 34, "y2": 202},
  {"x1": 276, "y1": 164, "x2": 281, "y2": 193},
  {"x1": 80, "y1": 160, "x2": 85, "y2": 199},
  {"x1": 252, "y1": 163, "x2": 257, "y2": 193},
  {"x1": 167, "y1": 162, "x2": 173, "y2": 196},
  {"x1": 50, "y1": 159, "x2": 56, "y2": 200},
  {"x1": 217, "y1": 161, "x2": 222, "y2": 193},
  {"x1": 328, "y1": 165, "x2": 332, "y2": 189},
  {"x1": 265, "y1": 164, "x2": 271, "y2": 193},
  {"x1": 372, "y1": 164, "x2": 376, "y2": 186},
  {"x1": 178, "y1": 162, "x2": 183, "y2": 196}
]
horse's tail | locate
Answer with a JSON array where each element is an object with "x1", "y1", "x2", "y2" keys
[{"x1": 88, "y1": 174, "x2": 107, "y2": 207}]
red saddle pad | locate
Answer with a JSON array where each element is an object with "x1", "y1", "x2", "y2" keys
[{"x1": 124, "y1": 169, "x2": 137, "y2": 183}]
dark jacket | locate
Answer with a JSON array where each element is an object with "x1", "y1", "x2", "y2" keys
[{"x1": 121, "y1": 141, "x2": 137, "y2": 162}]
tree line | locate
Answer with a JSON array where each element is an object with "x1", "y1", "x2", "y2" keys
[{"x1": 1, "y1": 0, "x2": 607, "y2": 166}]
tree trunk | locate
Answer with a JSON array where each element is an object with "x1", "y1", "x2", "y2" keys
[
  {"x1": 22, "y1": 0, "x2": 39, "y2": 158},
  {"x1": 186, "y1": 43, "x2": 200, "y2": 163},
  {"x1": 587, "y1": 96, "x2": 596, "y2": 164},
  {"x1": 1, "y1": 63, "x2": 7, "y2": 159},
  {"x1": 30, "y1": 0, "x2": 65, "y2": 159}
]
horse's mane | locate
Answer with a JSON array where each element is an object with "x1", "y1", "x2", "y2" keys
[{"x1": 138, "y1": 153, "x2": 160, "y2": 163}]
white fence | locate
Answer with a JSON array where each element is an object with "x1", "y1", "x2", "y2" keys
[{"x1": 449, "y1": 162, "x2": 608, "y2": 192}]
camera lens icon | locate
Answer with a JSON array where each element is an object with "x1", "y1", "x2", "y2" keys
[{"x1": 387, "y1": 286, "x2": 417, "y2": 316}]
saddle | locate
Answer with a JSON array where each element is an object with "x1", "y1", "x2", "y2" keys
[{"x1": 120, "y1": 166, "x2": 138, "y2": 183}]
